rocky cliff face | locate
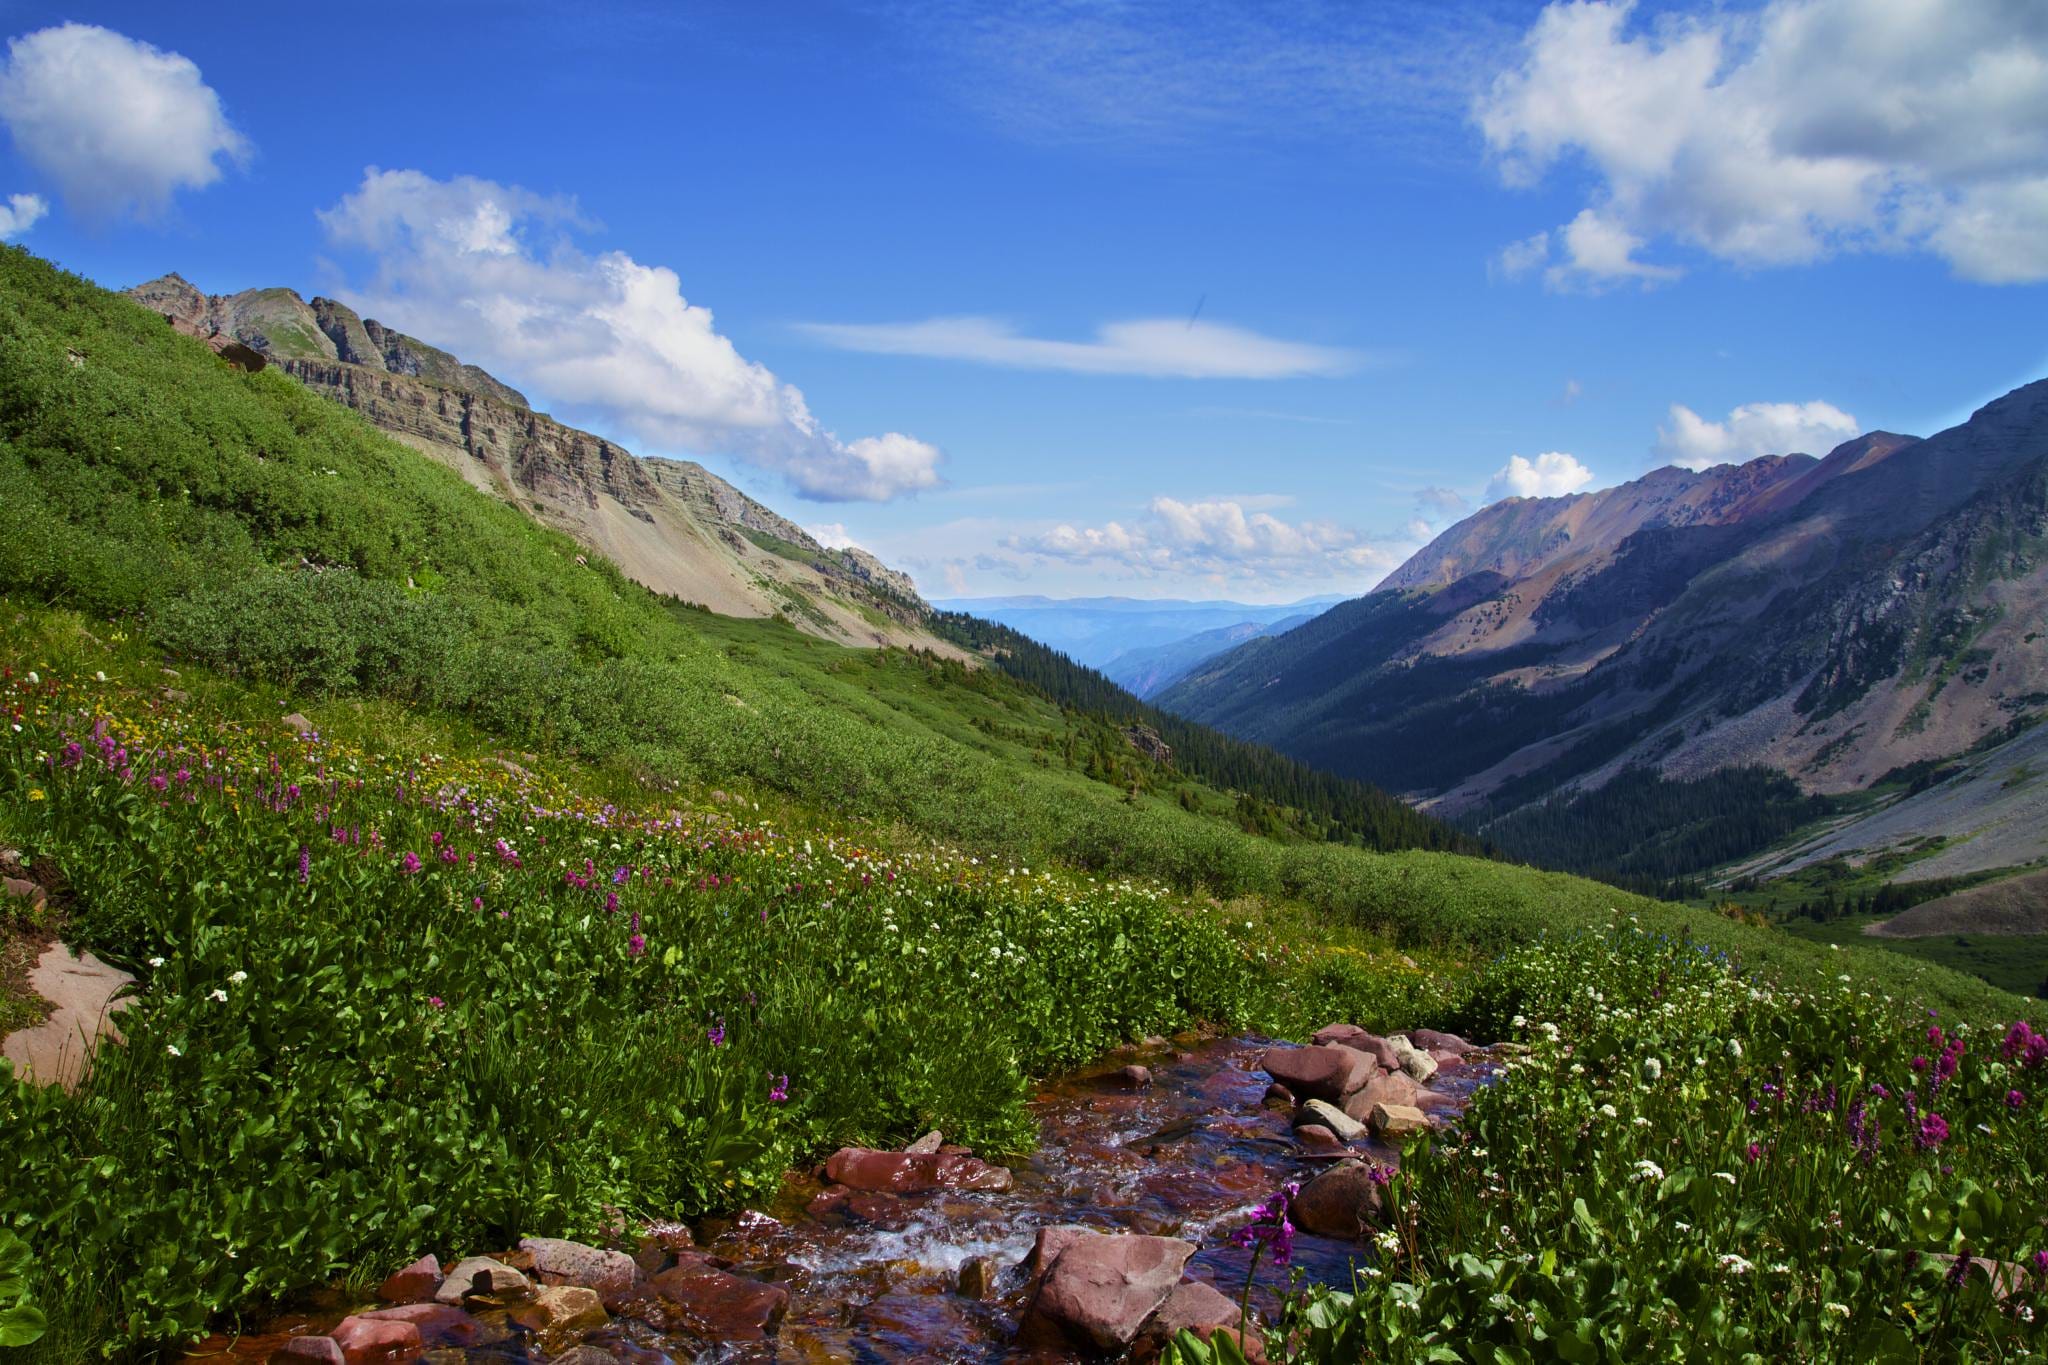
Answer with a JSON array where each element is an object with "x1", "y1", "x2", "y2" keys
[
  {"x1": 1162, "y1": 384, "x2": 2048, "y2": 874},
  {"x1": 126, "y1": 274, "x2": 947, "y2": 652}
]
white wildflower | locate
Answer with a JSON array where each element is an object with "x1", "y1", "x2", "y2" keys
[
  {"x1": 1632, "y1": 1159, "x2": 1664, "y2": 1183},
  {"x1": 1598, "y1": 1104, "x2": 1618, "y2": 1119},
  {"x1": 228, "y1": 970, "x2": 247, "y2": 984},
  {"x1": 147, "y1": 956, "x2": 166, "y2": 968},
  {"x1": 1824, "y1": 1302, "x2": 1850, "y2": 1318},
  {"x1": 166, "y1": 1044, "x2": 181, "y2": 1057},
  {"x1": 209, "y1": 988, "x2": 228, "y2": 1002},
  {"x1": 1717, "y1": 1254, "x2": 1753, "y2": 1275},
  {"x1": 1713, "y1": 1171, "x2": 1736, "y2": 1185}
]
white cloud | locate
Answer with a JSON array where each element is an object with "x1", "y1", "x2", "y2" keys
[
  {"x1": 796, "y1": 315, "x2": 1362, "y2": 379},
  {"x1": 805, "y1": 522, "x2": 860, "y2": 551},
  {"x1": 1656, "y1": 399, "x2": 1860, "y2": 470},
  {"x1": 0, "y1": 24, "x2": 246, "y2": 219},
  {"x1": 1002, "y1": 496, "x2": 1403, "y2": 583},
  {"x1": 0, "y1": 192, "x2": 46, "y2": 239},
  {"x1": 320, "y1": 168, "x2": 941, "y2": 502},
  {"x1": 1478, "y1": 0, "x2": 2048, "y2": 285},
  {"x1": 1486, "y1": 451, "x2": 1595, "y2": 501}
]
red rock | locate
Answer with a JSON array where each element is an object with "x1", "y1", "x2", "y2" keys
[
  {"x1": 1340, "y1": 1069, "x2": 1453, "y2": 1121},
  {"x1": 519, "y1": 1284, "x2": 607, "y2": 1332},
  {"x1": 433, "y1": 1255, "x2": 530, "y2": 1305},
  {"x1": 1295, "y1": 1123, "x2": 1344, "y2": 1154},
  {"x1": 1369, "y1": 1102, "x2": 1431, "y2": 1138},
  {"x1": 1022, "y1": 1226, "x2": 1196, "y2": 1351},
  {"x1": 823, "y1": 1147, "x2": 1014, "y2": 1194},
  {"x1": 1132, "y1": 1279, "x2": 1257, "y2": 1361},
  {"x1": 1, "y1": 876, "x2": 44, "y2": 910},
  {"x1": 1292, "y1": 1161, "x2": 1388, "y2": 1240},
  {"x1": 355, "y1": 1303, "x2": 476, "y2": 1347},
  {"x1": 806, "y1": 1184, "x2": 913, "y2": 1229},
  {"x1": 273, "y1": 1338, "x2": 346, "y2": 1364},
  {"x1": 1261, "y1": 1082, "x2": 1294, "y2": 1107},
  {"x1": 1409, "y1": 1028, "x2": 1471, "y2": 1053},
  {"x1": 328, "y1": 1314, "x2": 421, "y2": 1364},
  {"x1": 1258, "y1": 1044, "x2": 1372, "y2": 1104},
  {"x1": 645, "y1": 1264, "x2": 790, "y2": 1341},
  {"x1": 1120, "y1": 1064, "x2": 1153, "y2": 1088},
  {"x1": 519, "y1": 1235, "x2": 639, "y2": 1308},
  {"x1": 377, "y1": 1254, "x2": 441, "y2": 1304}
]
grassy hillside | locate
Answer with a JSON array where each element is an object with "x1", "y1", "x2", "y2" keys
[{"x1": 0, "y1": 246, "x2": 2040, "y2": 1358}]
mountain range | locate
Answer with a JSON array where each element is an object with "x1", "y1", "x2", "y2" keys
[
  {"x1": 1162, "y1": 384, "x2": 2048, "y2": 880},
  {"x1": 124, "y1": 274, "x2": 951, "y2": 654},
  {"x1": 931, "y1": 594, "x2": 1342, "y2": 696}
]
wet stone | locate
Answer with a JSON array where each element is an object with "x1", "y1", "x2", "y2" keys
[
  {"x1": 824, "y1": 1146, "x2": 1014, "y2": 1194},
  {"x1": 376, "y1": 1254, "x2": 442, "y2": 1305},
  {"x1": 1023, "y1": 1225, "x2": 1196, "y2": 1352},
  {"x1": 1292, "y1": 1160, "x2": 1389, "y2": 1240},
  {"x1": 355, "y1": 1303, "x2": 477, "y2": 1348},
  {"x1": 272, "y1": 1338, "x2": 346, "y2": 1364},
  {"x1": 904, "y1": 1128, "x2": 944, "y2": 1154},
  {"x1": 519, "y1": 1235, "x2": 639, "y2": 1307},
  {"x1": 433, "y1": 1256, "x2": 530, "y2": 1305},
  {"x1": 1296, "y1": 1123, "x2": 1345, "y2": 1154},
  {"x1": 1369, "y1": 1102, "x2": 1431, "y2": 1138},
  {"x1": 1262, "y1": 1082, "x2": 1294, "y2": 1107},
  {"x1": 1121, "y1": 1064, "x2": 1153, "y2": 1088},
  {"x1": 1297, "y1": 1097, "x2": 1365, "y2": 1141},
  {"x1": 328, "y1": 1314, "x2": 420, "y2": 1364},
  {"x1": 643, "y1": 1264, "x2": 790, "y2": 1341},
  {"x1": 957, "y1": 1254, "x2": 1001, "y2": 1300}
]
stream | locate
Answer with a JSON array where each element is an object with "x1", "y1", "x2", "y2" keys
[{"x1": 191, "y1": 1032, "x2": 1494, "y2": 1363}]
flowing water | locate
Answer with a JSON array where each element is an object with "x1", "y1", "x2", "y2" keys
[{"x1": 192, "y1": 1033, "x2": 1493, "y2": 1363}]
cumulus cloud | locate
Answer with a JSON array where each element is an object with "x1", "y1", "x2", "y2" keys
[
  {"x1": 795, "y1": 315, "x2": 1362, "y2": 379},
  {"x1": 805, "y1": 522, "x2": 861, "y2": 551},
  {"x1": 0, "y1": 192, "x2": 46, "y2": 239},
  {"x1": 320, "y1": 169, "x2": 941, "y2": 502},
  {"x1": 1002, "y1": 496, "x2": 1402, "y2": 583},
  {"x1": 1485, "y1": 452, "x2": 1595, "y2": 501},
  {"x1": 0, "y1": 24, "x2": 246, "y2": 219},
  {"x1": 1656, "y1": 399, "x2": 1860, "y2": 470},
  {"x1": 1478, "y1": 0, "x2": 2048, "y2": 285}
]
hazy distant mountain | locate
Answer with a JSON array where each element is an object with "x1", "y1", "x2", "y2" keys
[
  {"x1": 125, "y1": 273, "x2": 948, "y2": 653},
  {"x1": 1101, "y1": 615, "x2": 1315, "y2": 698},
  {"x1": 930, "y1": 594, "x2": 1347, "y2": 673},
  {"x1": 1161, "y1": 381, "x2": 2048, "y2": 876}
]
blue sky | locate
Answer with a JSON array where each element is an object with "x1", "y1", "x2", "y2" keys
[{"x1": 2, "y1": 0, "x2": 2043, "y2": 601}]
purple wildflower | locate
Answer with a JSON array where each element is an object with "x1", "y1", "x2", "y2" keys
[
  {"x1": 769, "y1": 1074, "x2": 789, "y2": 1102},
  {"x1": 428, "y1": 995, "x2": 445, "y2": 1010},
  {"x1": 2006, "y1": 1089, "x2": 2025, "y2": 1109},
  {"x1": 1917, "y1": 1112, "x2": 1950, "y2": 1148},
  {"x1": 297, "y1": 845, "x2": 311, "y2": 884},
  {"x1": 628, "y1": 933, "x2": 646, "y2": 956},
  {"x1": 400, "y1": 851, "x2": 422, "y2": 875},
  {"x1": 708, "y1": 1021, "x2": 727, "y2": 1047},
  {"x1": 613, "y1": 866, "x2": 630, "y2": 885},
  {"x1": 1231, "y1": 1181, "x2": 1300, "y2": 1268}
]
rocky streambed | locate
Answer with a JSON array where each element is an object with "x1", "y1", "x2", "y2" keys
[{"x1": 194, "y1": 1028, "x2": 1497, "y2": 1363}]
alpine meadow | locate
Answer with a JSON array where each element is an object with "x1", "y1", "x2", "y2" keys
[{"x1": 1, "y1": 3, "x2": 2046, "y2": 1362}]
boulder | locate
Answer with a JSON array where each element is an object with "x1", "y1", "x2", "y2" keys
[
  {"x1": 1296, "y1": 1098, "x2": 1365, "y2": 1142},
  {"x1": 1, "y1": 876, "x2": 45, "y2": 911},
  {"x1": 805, "y1": 1184, "x2": 913, "y2": 1229},
  {"x1": 433, "y1": 1255, "x2": 531, "y2": 1305},
  {"x1": 1409, "y1": 1028, "x2": 1471, "y2": 1053},
  {"x1": 1023, "y1": 1226, "x2": 1197, "y2": 1352},
  {"x1": 1295, "y1": 1124, "x2": 1344, "y2": 1155},
  {"x1": 1261, "y1": 1083, "x2": 1294, "y2": 1108},
  {"x1": 519, "y1": 1235, "x2": 639, "y2": 1308},
  {"x1": 282, "y1": 712, "x2": 316, "y2": 737},
  {"x1": 377, "y1": 1254, "x2": 442, "y2": 1305},
  {"x1": 1291, "y1": 1161, "x2": 1388, "y2": 1240},
  {"x1": 1316, "y1": 1027, "x2": 1399, "y2": 1072},
  {"x1": 273, "y1": 1338, "x2": 346, "y2": 1364},
  {"x1": 644, "y1": 1264, "x2": 790, "y2": 1341},
  {"x1": 1386, "y1": 1035, "x2": 1438, "y2": 1083},
  {"x1": 521, "y1": 1284, "x2": 607, "y2": 1332},
  {"x1": 328, "y1": 1314, "x2": 421, "y2": 1364},
  {"x1": 823, "y1": 1147, "x2": 1014, "y2": 1193},
  {"x1": 355, "y1": 1303, "x2": 476, "y2": 1347},
  {"x1": 1341, "y1": 1069, "x2": 1426, "y2": 1121},
  {"x1": 904, "y1": 1129, "x2": 944, "y2": 1154},
  {"x1": 1120, "y1": 1064, "x2": 1153, "y2": 1088},
  {"x1": 1369, "y1": 1102, "x2": 1430, "y2": 1138},
  {"x1": 1257, "y1": 1044, "x2": 1372, "y2": 1104},
  {"x1": 1132, "y1": 1279, "x2": 1242, "y2": 1360}
]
